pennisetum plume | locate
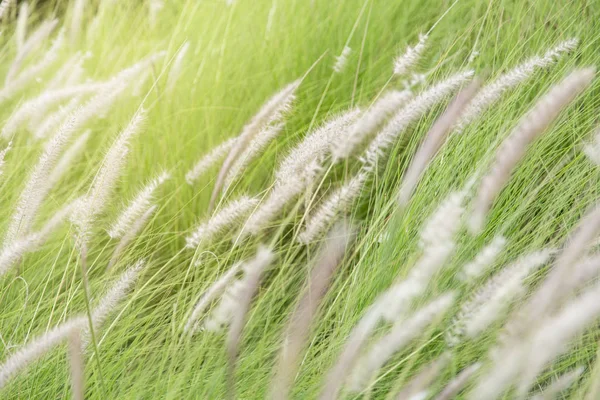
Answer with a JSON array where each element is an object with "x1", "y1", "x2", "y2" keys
[
  {"x1": 515, "y1": 279, "x2": 600, "y2": 397},
  {"x1": 433, "y1": 362, "x2": 481, "y2": 400},
  {"x1": 529, "y1": 367, "x2": 583, "y2": 400},
  {"x1": 72, "y1": 110, "x2": 147, "y2": 253},
  {"x1": 1, "y1": 51, "x2": 164, "y2": 139},
  {"x1": 469, "y1": 67, "x2": 595, "y2": 234},
  {"x1": 0, "y1": 198, "x2": 80, "y2": 277},
  {"x1": 360, "y1": 70, "x2": 474, "y2": 171},
  {"x1": 298, "y1": 173, "x2": 366, "y2": 244},
  {"x1": 0, "y1": 141, "x2": 11, "y2": 177},
  {"x1": 224, "y1": 122, "x2": 285, "y2": 189},
  {"x1": 393, "y1": 33, "x2": 428, "y2": 76},
  {"x1": 241, "y1": 109, "x2": 362, "y2": 237},
  {"x1": 68, "y1": 330, "x2": 85, "y2": 400},
  {"x1": 47, "y1": 130, "x2": 90, "y2": 186},
  {"x1": 15, "y1": 1, "x2": 27, "y2": 51},
  {"x1": 107, "y1": 205, "x2": 156, "y2": 271},
  {"x1": 347, "y1": 293, "x2": 455, "y2": 392},
  {"x1": 0, "y1": 315, "x2": 87, "y2": 389},
  {"x1": 184, "y1": 261, "x2": 244, "y2": 334},
  {"x1": 166, "y1": 41, "x2": 190, "y2": 94},
  {"x1": 213, "y1": 247, "x2": 274, "y2": 397},
  {"x1": 82, "y1": 260, "x2": 145, "y2": 349},
  {"x1": 4, "y1": 110, "x2": 80, "y2": 245},
  {"x1": 319, "y1": 188, "x2": 466, "y2": 400},
  {"x1": 446, "y1": 249, "x2": 552, "y2": 347},
  {"x1": 0, "y1": 0, "x2": 13, "y2": 21},
  {"x1": 108, "y1": 171, "x2": 169, "y2": 239},
  {"x1": 459, "y1": 235, "x2": 507, "y2": 282},
  {"x1": 583, "y1": 125, "x2": 600, "y2": 165},
  {"x1": 5, "y1": 18, "x2": 58, "y2": 84},
  {"x1": 397, "y1": 78, "x2": 481, "y2": 207},
  {"x1": 185, "y1": 195, "x2": 258, "y2": 248},
  {"x1": 186, "y1": 137, "x2": 237, "y2": 185},
  {"x1": 270, "y1": 223, "x2": 353, "y2": 400},
  {"x1": 277, "y1": 108, "x2": 361, "y2": 185},
  {"x1": 210, "y1": 80, "x2": 300, "y2": 210},
  {"x1": 0, "y1": 28, "x2": 65, "y2": 102},
  {"x1": 333, "y1": 46, "x2": 351, "y2": 73},
  {"x1": 70, "y1": 0, "x2": 85, "y2": 46},
  {"x1": 510, "y1": 203, "x2": 600, "y2": 331},
  {"x1": 332, "y1": 90, "x2": 413, "y2": 161},
  {"x1": 34, "y1": 97, "x2": 81, "y2": 140},
  {"x1": 394, "y1": 353, "x2": 450, "y2": 400},
  {"x1": 455, "y1": 38, "x2": 579, "y2": 132}
]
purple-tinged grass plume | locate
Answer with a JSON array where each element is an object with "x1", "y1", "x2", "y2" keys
[
  {"x1": 397, "y1": 78, "x2": 481, "y2": 207},
  {"x1": 469, "y1": 67, "x2": 595, "y2": 234},
  {"x1": 361, "y1": 70, "x2": 474, "y2": 171},
  {"x1": 347, "y1": 293, "x2": 455, "y2": 392},
  {"x1": 270, "y1": 223, "x2": 352, "y2": 400}
]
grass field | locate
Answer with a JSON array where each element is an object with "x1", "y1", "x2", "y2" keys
[{"x1": 2, "y1": 0, "x2": 600, "y2": 398}]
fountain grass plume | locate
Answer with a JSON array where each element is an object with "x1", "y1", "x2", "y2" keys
[{"x1": 469, "y1": 67, "x2": 596, "y2": 234}]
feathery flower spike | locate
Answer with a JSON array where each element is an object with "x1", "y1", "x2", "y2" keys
[
  {"x1": 186, "y1": 137, "x2": 237, "y2": 184},
  {"x1": 107, "y1": 205, "x2": 156, "y2": 271},
  {"x1": 469, "y1": 67, "x2": 595, "y2": 234},
  {"x1": 5, "y1": 110, "x2": 79, "y2": 244},
  {"x1": 224, "y1": 122, "x2": 285, "y2": 189},
  {"x1": 455, "y1": 38, "x2": 579, "y2": 132},
  {"x1": 459, "y1": 235, "x2": 507, "y2": 282},
  {"x1": 361, "y1": 70, "x2": 474, "y2": 171},
  {"x1": 186, "y1": 196, "x2": 258, "y2": 248},
  {"x1": 394, "y1": 33, "x2": 428, "y2": 76},
  {"x1": 397, "y1": 78, "x2": 481, "y2": 207},
  {"x1": 333, "y1": 46, "x2": 351, "y2": 73},
  {"x1": 0, "y1": 316, "x2": 87, "y2": 388},
  {"x1": 433, "y1": 363, "x2": 481, "y2": 400},
  {"x1": 108, "y1": 171, "x2": 169, "y2": 239},
  {"x1": 0, "y1": 141, "x2": 11, "y2": 177},
  {"x1": 270, "y1": 223, "x2": 352, "y2": 400},
  {"x1": 82, "y1": 260, "x2": 145, "y2": 349},
  {"x1": 333, "y1": 90, "x2": 412, "y2": 161},
  {"x1": 347, "y1": 293, "x2": 455, "y2": 392},
  {"x1": 166, "y1": 41, "x2": 190, "y2": 94},
  {"x1": 298, "y1": 173, "x2": 366, "y2": 243},
  {"x1": 47, "y1": 130, "x2": 90, "y2": 186},
  {"x1": 210, "y1": 80, "x2": 300, "y2": 210}
]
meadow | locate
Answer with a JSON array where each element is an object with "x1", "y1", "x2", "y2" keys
[{"x1": 1, "y1": 0, "x2": 600, "y2": 399}]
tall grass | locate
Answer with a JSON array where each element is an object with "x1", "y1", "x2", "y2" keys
[{"x1": 1, "y1": 0, "x2": 600, "y2": 399}]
